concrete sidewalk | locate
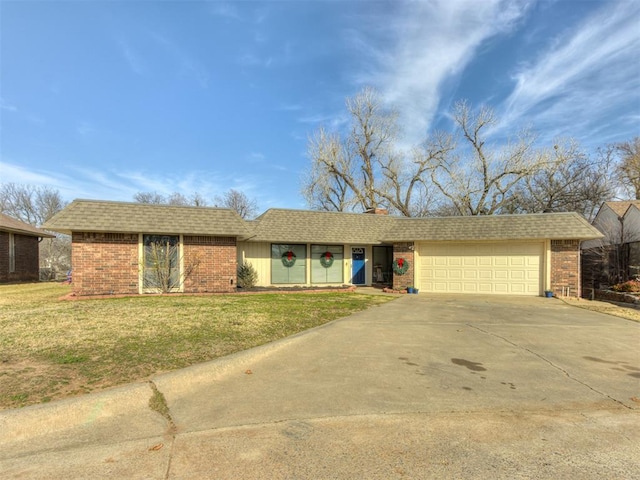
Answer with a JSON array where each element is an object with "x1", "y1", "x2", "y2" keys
[{"x1": 1, "y1": 295, "x2": 639, "y2": 479}]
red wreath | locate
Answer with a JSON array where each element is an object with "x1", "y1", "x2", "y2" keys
[
  {"x1": 281, "y1": 250, "x2": 297, "y2": 267},
  {"x1": 320, "y1": 251, "x2": 335, "y2": 268},
  {"x1": 392, "y1": 257, "x2": 409, "y2": 275}
]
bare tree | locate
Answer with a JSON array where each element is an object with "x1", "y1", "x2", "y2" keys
[
  {"x1": 134, "y1": 191, "x2": 205, "y2": 206},
  {"x1": 190, "y1": 192, "x2": 208, "y2": 207},
  {"x1": 0, "y1": 183, "x2": 70, "y2": 278},
  {"x1": 615, "y1": 137, "x2": 640, "y2": 199},
  {"x1": 133, "y1": 191, "x2": 166, "y2": 204},
  {"x1": 0, "y1": 183, "x2": 65, "y2": 225},
  {"x1": 143, "y1": 237, "x2": 201, "y2": 293},
  {"x1": 302, "y1": 87, "x2": 451, "y2": 216},
  {"x1": 214, "y1": 189, "x2": 258, "y2": 219},
  {"x1": 302, "y1": 128, "x2": 356, "y2": 212},
  {"x1": 505, "y1": 140, "x2": 615, "y2": 220},
  {"x1": 427, "y1": 101, "x2": 543, "y2": 216}
]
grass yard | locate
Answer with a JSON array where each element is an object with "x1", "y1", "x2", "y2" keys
[{"x1": 0, "y1": 283, "x2": 394, "y2": 410}]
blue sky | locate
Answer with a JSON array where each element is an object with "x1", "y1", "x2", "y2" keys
[{"x1": 1, "y1": 0, "x2": 639, "y2": 211}]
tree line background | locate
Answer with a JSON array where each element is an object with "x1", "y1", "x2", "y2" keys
[
  {"x1": 0, "y1": 186, "x2": 258, "y2": 279},
  {"x1": 1, "y1": 87, "x2": 638, "y2": 279},
  {"x1": 302, "y1": 87, "x2": 638, "y2": 219}
]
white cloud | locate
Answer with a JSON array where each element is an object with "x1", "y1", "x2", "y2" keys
[
  {"x1": 149, "y1": 32, "x2": 210, "y2": 88},
  {"x1": 76, "y1": 122, "x2": 96, "y2": 136},
  {"x1": 0, "y1": 98, "x2": 18, "y2": 112},
  {"x1": 0, "y1": 161, "x2": 63, "y2": 185},
  {"x1": 117, "y1": 38, "x2": 144, "y2": 75},
  {"x1": 247, "y1": 152, "x2": 265, "y2": 163},
  {"x1": 208, "y1": 2, "x2": 242, "y2": 22},
  {"x1": 238, "y1": 53, "x2": 273, "y2": 68},
  {"x1": 497, "y1": 1, "x2": 640, "y2": 145},
  {"x1": 350, "y1": 0, "x2": 534, "y2": 144}
]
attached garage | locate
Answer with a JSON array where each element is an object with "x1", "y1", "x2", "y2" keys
[{"x1": 417, "y1": 241, "x2": 544, "y2": 295}]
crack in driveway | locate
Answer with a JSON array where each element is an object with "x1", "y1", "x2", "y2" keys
[
  {"x1": 466, "y1": 324, "x2": 632, "y2": 410},
  {"x1": 148, "y1": 381, "x2": 177, "y2": 480}
]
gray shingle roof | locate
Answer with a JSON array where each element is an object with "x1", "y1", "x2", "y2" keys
[
  {"x1": 249, "y1": 208, "x2": 395, "y2": 244},
  {"x1": 43, "y1": 200, "x2": 252, "y2": 238},
  {"x1": 0, "y1": 213, "x2": 55, "y2": 237},
  {"x1": 250, "y1": 209, "x2": 602, "y2": 243},
  {"x1": 43, "y1": 201, "x2": 603, "y2": 242},
  {"x1": 385, "y1": 212, "x2": 603, "y2": 242}
]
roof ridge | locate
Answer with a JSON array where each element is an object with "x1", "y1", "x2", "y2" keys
[{"x1": 69, "y1": 198, "x2": 236, "y2": 212}]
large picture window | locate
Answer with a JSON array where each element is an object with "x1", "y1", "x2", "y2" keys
[
  {"x1": 143, "y1": 235, "x2": 180, "y2": 292},
  {"x1": 311, "y1": 245, "x2": 344, "y2": 283},
  {"x1": 271, "y1": 244, "x2": 306, "y2": 284}
]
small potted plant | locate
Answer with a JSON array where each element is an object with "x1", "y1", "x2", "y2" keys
[
  {"x1": 407, "y1": 286, "x2": 416, "y2": 294},
  {"x1": 544, "y1": 290, "x2": 553, "y2": 298}
]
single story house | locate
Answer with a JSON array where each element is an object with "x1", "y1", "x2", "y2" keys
[
  {"x1": 581, "y1": 200, "x2": 640, "y2": 289},
  {"x1": 0, "y1": 212, "x2": 55, "y2": 283},
  {"x1": 44, "y1": 199, "x2": 602, "y2": 297}
]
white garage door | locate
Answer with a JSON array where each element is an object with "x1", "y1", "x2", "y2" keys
[{"x1": 417, "y1": 242, "x2": 543, "y2": 295}]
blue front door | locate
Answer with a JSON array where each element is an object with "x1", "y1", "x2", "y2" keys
[{"x1": 351, "y1": 248, "x2": 365, "y2": 285}]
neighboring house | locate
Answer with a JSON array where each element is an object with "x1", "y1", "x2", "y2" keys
[
  {"x1": 582, "y1": 200, "x2": 640, "y2": 289},
  {"x1": 44, "y1": 199, "x2": 602, "y2": 297},
  {"x1": 0, "y1": 213, "x2": 55, "y2": 283}
]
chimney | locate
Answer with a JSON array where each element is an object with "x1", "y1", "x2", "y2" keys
[{"x1": 364, "y1": 208, "x2": 388, "y2": 215}]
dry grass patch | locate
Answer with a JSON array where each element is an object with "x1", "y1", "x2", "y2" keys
[{"x1": 0, "y1": 283, "x2": 394, "y2": 410}]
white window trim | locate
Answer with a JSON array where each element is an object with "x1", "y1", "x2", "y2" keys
[{"x1": 139, "y1": 234, "x2": 183, "y2": 294}]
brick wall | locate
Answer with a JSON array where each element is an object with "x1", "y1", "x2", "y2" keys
[
  {"x1": 72, "y1": 233, "x2": 139, "y2": 296},
  {"x1": 183, "y1": 236, "x2": 237, "y2": 293},
  {"x1": 71, "y1": 233, "x2": 237, "y2": 295},
  {"x1": 550, "y1": 239, "x2": 580, "y2": 297},
  {"x1": 392, "y1": 242, "x2": 415, "y2": 290},
  {"x1": 0, "y1": 232, "x2": 40, "y2": 282}
]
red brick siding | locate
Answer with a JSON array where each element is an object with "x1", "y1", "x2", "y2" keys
[
  {"x1": 71, "y1": 233, "x2": 237, "y2": 295},
  {"x1": 392, "y1": 242, "x2": 415, "y2": 290},
  {"x1": 550, "y1": 240, "x2": 580, "y2": 297},
  {"x1": 183, "y1": 236, "x2": 237, "y2": 293},
  {"x1": 72, "y1": 233, "x2": 139, "y2": 296},
  {"x1": 0, "y1": 232, "x2": 40, "y2": 282}
]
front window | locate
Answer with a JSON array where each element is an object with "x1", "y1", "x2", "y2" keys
[
  {"x1": 143, "y1": 235, "x2": 180, "y2": 292},
  {"x1": 271, "y1": 244, "x2": 306, "y2": 284},
  {"x1": 311, "y1": 245, "x2": 344, "y2": 283},
  {"x1": 9, "y1": 233, "x2": 15, "y2": 273}
]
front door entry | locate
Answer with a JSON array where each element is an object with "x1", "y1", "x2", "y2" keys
[{"x1": 351, "y1": 247, "x2": 365, "y2": 285}]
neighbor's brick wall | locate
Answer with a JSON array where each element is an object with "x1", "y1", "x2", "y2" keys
[
  {"x1": 392, "y1": 242, "x2": 415, "y2": 290},
  {"x1": 0, "y1": 232, "x2": 40, "y2": 283},
  {"x1": 72, "y1": 232, "x2": 139, "y2": 296},
  {"x1": 550, "y1": 239, "x2": 580, "y2": 297},
  {"x1": 183, "y1": 236, "x2": 237, "y2": 293}
]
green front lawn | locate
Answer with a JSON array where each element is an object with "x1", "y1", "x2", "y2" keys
[{"x1": 0, "y1": 283, "x2": 394, "y2": 410}]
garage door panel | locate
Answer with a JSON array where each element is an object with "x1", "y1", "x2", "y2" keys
[
  {"x1": 510, "y1": 257, "x2": 525, "y2": 266},
  {"x1": 418, "y1": 242, "x2": 543, "y2": 296},
  {"x1": 510, "y1": 270, "x2": 525, "y2": 280}
]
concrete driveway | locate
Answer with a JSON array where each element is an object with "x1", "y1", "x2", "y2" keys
[{"x1": 1, "y1": 294, "x2": 639, "y2": 479}]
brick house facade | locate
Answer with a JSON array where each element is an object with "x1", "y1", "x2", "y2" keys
[
  {"x1": 182, "y1": 236, "x2": 237, "y2": 294},
  {"x1": 0, "y1": 213, "x2": 54, "y2": 283},
  {"x1": 392, "y1": 242, "x2": 415, "y2": 291},
  {"x1": 70, "y1": 233, "x2": 239, "y2": 296},
  {"x1": 550, "y1": 240, "x2": 581, "y2": 297},
  {"x1": 45, "y1": 200, "x2": 601, "y2": 297},
  {"x1": 71, "y1": 233, "x2": 139, "y2": 296}
]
